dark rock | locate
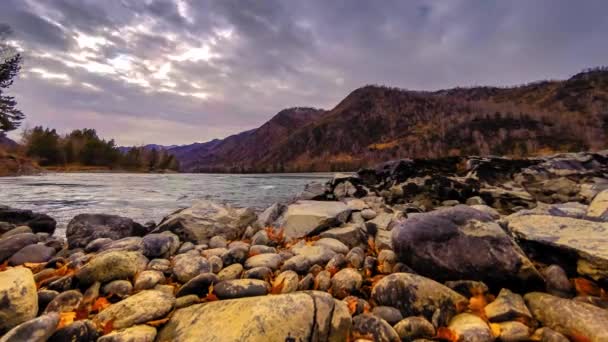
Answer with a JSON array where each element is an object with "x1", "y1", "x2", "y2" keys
[
  {"x1": 242, "y1": 266, "x2": 272, "y2": 281},
  {"x1": 352, "y1": 313, "x2": 400, "y2": 342},
  {"x1": 217, "y1": 263, "x2": 243, "y2": 281},
  {"x1": 0, "y1": 313, "x2": 59, "y2": 342},
  {"x1": 393, "y1": 316, "x2": 436, "y2": 341},
  {"x1": 37, "y1": 289, "x2": 59, "y2": 314},
  {"x1": 0, "y1": 233, "x2": 39, "y2": 263},
  {"x1": 0, "y1": 207, "x2": 56, "y2": 235},
  {"x1": 484, "y1": 288, "x2": 532, "y2": 323},
  {"x1": 371, "y1": 306, "x2": 402, "y2": 325},
  {"x1": 102, "y1": 280, "x2": 132, "y2": 299},
  {"x1": 43, "y1": 290, "x2": 82, "y2": 314},
  {"x1": 48, "y1": 320, "x2": 99, "y2": 342},
  {"x1": 142, "y1": 232, "x2": 180, "y2": 258},
  {"x1": 214, "y1": 279, "x2": 269, "y2": 299},
  {"x1": 66, "y1": 213, "x2": 148, "y2": 249},
  {"x1": 176, "y1": 273, "x2": 219, "y2": 297},
  {"x1": 221, "y1": 246, "x2": 249, "y2": 266},
  {"x1": 447, "y1": 313, "x2": 493, "y2": 342},
  {"x1": 298, "y1": 273, "x2": 314, "y2": 291},
  {"x1": 47, "y1": 275, "x2": 73, "y2": 292},
  {"x1": 8, "y1": 244, "x2": 56, "y2": 266},
  {"x1": 542, "y1": 264, "x2": 573, "y2": 297}
]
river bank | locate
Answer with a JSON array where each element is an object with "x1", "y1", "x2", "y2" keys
[{"x1": 0, "y1": 151, "x2": 607, "y2": 341}]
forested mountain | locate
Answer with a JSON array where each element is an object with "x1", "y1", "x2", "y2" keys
[{"x1": 170, "y1": 67, "x2": 608, "y2": 173}]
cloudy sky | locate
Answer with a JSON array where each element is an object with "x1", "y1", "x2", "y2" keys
[{"x1": 1, "y1": 0, "x2": 607, "y2": 145}]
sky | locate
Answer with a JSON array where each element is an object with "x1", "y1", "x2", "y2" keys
[{"x1": 1, "y1": 0, "x2": 607, "y2": 146}]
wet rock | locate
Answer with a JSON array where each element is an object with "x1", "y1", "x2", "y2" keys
[
  {"x1": 371, "y1": 273, "x2": 468, "y2": 326},
  {"x1": 588, "y1": 189, "x2": 608, "y2": 218},
  {"x1": 484, "y1": 288, "x2": 532, "y2": 323},
  {"x1": 0, "y1": 233, "x2": 39, "y2": 262},
  {"x1": 447, "y1": 313, "x2": 493, "y2": 342},
  {"x1": 371, "y1": 306, "x2": 402, "y2": 325},
  {"x1": 172, "y1": 252, "x2": 210, "y2": 283},
  {"x1": 244, "y1": 253, "x2": 282, "y2": 270},
  {"x1": 542, "y1": 265, "x2": 572, "y2": 297},
  {"x1": 157, "y1": 291, "x2": 351, "y2": 341},
  {"x1": 176, "y1": 273, "x2": 219, "y2": 297},
  {"x1": 496, "y1": 321, "x2": 530, "y2": 342},
  {"x1": 393, "y1": 316, "x2": 436, "y2": 341},
  {"x1": 352, "y1": 313, "x2": 400, "y2": 342},
  {"x1": 0, "y1": 207, "x2": 56, "y2": 235},
  {"x1": 0, "y1": 267, "x2": 38, "y2": 333},
  {"x1": 524, "y1": 292, "x2": 608, "y2": 341},
  {"x1": 0, "y1": 313, "x2": 59, "y2": 342},
  {"x1": 393, "y1": 205, "x2": 542, "y2": 287},
  {"x1": 102, "y1": 280, "x2": 133, "y2": 299},
  {"x1": 314, "y1": 238, "x2": 349, "y2": 254},
  {"x1": 242, "y1": 266, "x2": 272, "y2": 281},
  {"x1": 507, "y1": 214, "x2": 608, "y2": 280},
  {"x1": 147, "y1": 258, "x2": 171, "y2": 274},
  {"x1": 152, "y1": 200, "x2": 256, "y2": 244},
  {"x1": 95, "y1": 290, "x2": 175, "y2": 330},
  {"x1": 142, "y1": 232, "x2": 180, "y2": 258},
  {"x1": 221, "y1": 246, "x2": 249, "y2": 266},
  {"x1": 37, "y1": 289, "x2": 59, "y2": 313},
  {"x1": 445, "y1": 280, "x2": 489, "y2": 298},
  {"x1": 331, "y1": 268, "x2": 363, "y2": 299},
  {"x1": 8, "y1": 243, "x2": 55, "y2": 266},
  {"x1": 208, "y1": 235, "x2": 228, "y2": 249},
  {"x1": 43, "y1": 290, "x2": 82, "y2": 314},
  {"x1": 134, "y1": 270, "x2": 165, "y2": 291},
  {"x1": 97, "y1": 325, "x2": 157, "y2": 342},
  {"x1": 84, "y1": 238, "x2": 112, "y2": 253},
  {"x1": 277, "y1": 200, "x2": 351, "y2": 240},
  {"x1": 282, "y1": 245, "x2": 336, "y2": 273},
  {"x1": 66, "y1": 213, "x2": 147, "y2": 249},
  {"x1": 213, "y1": 279, "x2": 269, "y2": 299},
  {"x1": 48, "y1": 319, "x2": 98, "y2": 342},
  {"x1": 76, "y1": 251, "x2": 147, "y2": 285},
  {"x1": 315, "y1": 270, "x2": 332, "y2": 292},
  {"x1": 319, "y1": 224, "x2": 366, "y2": 248},
  {"x1": 217, "y1": 263, "x2": 243, "y2": 281}
]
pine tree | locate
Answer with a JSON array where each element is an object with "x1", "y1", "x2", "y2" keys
[{"x1": 0, "y1": 25, "x2": 24, "y2": 133}]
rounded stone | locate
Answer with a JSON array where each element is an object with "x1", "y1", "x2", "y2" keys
[
  {"x1": 75, "y1": 251, "x2": 148, "y2": 285},
  {"x1": 273, "y1": 271, "x2": 299, "y2": 294},
  {"x1": 352, "y1": 313, "x2": 400, "y2": 342},
  {"x1": 102, "y1": 280, "x2": 133, "y2": 299},
  {"x1": 361, "y1": 209, "x2": 377, "y2": 220},
  {"x1": 48, "y1": 319, "x2": 99, "y2": 342},
  {"x1": 371, "y1": 306, "x2": 403, "y2": 325},
  {"x1": 44, "y1": 290, "x2": 83, "y2": 314},
  {"x1": 218, "y1": 263, "x2": 244, "y2": 281},
  {"x1": 244, "y1": 253, "x2": 283, "y2": 270},
  {"x1": 208, "y1": 236, "x2": 228, "y2": 249},
  {"x1": 242, "y1": 266, "x2": 272, "y2": 281},
  {"x1": 94, "y1": 290, "x2": 175, "y2": 330},
  {"x1": 133, "y1": 270, "x2": 165, "y2": 291},
  {"x1": 0, "y1": 313, "x2": 60, "y2": 342},
  {"x1": 97, "y1": 325, "x2": 157, "y2": 342},
  {"x1": 393, "y1": 316, "x2": 436, "y2": 341},
  {"x1": 331, "y1": 268, "x2": 363, "y2": 299},
  {"x1": 0, "y1": 267, "x2": 38, "y2": 333},
  {"x1": 172, "y1": 253, "x2": 210, "y2": 283},
  {"x1": 176, "y1": 273, "x2": 219, "y2": 297},
  {"x1": 213, "y1": 279, "x2": 270, "y2": 299}
]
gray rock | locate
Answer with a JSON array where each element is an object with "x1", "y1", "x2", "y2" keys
[
  {"x1": 172, "y1": 253, "x2": 210, "y2": 283},
  {"x1": 94, "y1": 290, "x2": 175, "y2": 330},
  {"x1": 217, "y1": 263, "x2": 243, "y2": 281},
  {"x1": 352, "y1": 313, "x2": 400, "y2": 342},
  {"x1": 0, "y1": 268, "x2": 38, "y2": 333},
  {"x1": 43, "y1": 290, "x2": 82, "y2": 313},
  {"x1": 525, "y1": 292, "x2": 608, "y2": 341},
  {"x1": 8, "y1": 244, "x2": 55, "y2": 266},
  {"x1": 97, "y1": 325, "x2": 157, "y2": 342},
  {"x1": 66, "y1": 213, "x2": 147, "y2": 249},
  {"x1": 37, "y1": 289, "x2": 59, "y2": 313},
  {"x1": 393, "y1": 205, "x2": 541, "y2": 287},
  {"x1": 447, "y1": 313, "x2": 493, "y2": 342},
  {"x1": 244, "y1": 253, "x2": 282, "y2": 270},
  {"x1": 496, "y1": 321, "x2": 530, "y2": 342},
  {"x1": 0, "y1": 233, "x2": 39, "y2": 262},
  {"x1": 371, "y1": 306, "x2": 402, "y2": 325},
  {"x1": 134, "y1": 270, "x2": 165, "y2": 291},
  {"x1": 157, "y1": 291, "x2": 350, "y2": 341},
  {"x1": 48, "y1": 319, "x2": 98, "y2": 342},
  {"x1": 142, "y1": 232, "x2": 180, "y2": 258},
  {"x1": 361, "y1": 209, "x2": 377, "y2": 220},
  {"x1": 393, "y1": 316, "x2": 436, "y2": 341},
  {"x1": 0, "y1": 313, "x2": 59, "y2": 342},
  {"x1": 176, "y1": 273, "x2": 219, "y2": 297},
  {"x1": 319, "y1": 224, "x2": 366, "y2": 248},
  {"x1": 484, "y1": 288, "x2": 532, "y2": 323},
  {"x1": 151, "y1": 200, "x2": 256, "y2": 244},
  {"x1": 213, "y1": 279, "x2": 269, "y2": 299},
  {"x1": 102, "y1": 280, "x2": 133, "y2": 298},
  {"x1": 76, "y1": 251, "x2": 147, "y2": 285},
  {"x1": 272, "y1": 270, "x2": 299, "y2": 294},
  {"x1": 277, "y1": 200, "x2": 351, "y2": 240},
  {"x1": 177, "y1": 241, "x2": 194, "y2": 254},
  {"x1": 331, "y1": 268, "x2": 363, "y2": 299},
  {"x1": 282, "y1": 245, "x2": 336, "y2": 273},
  {"x1": 371, "y1": 273, "x2": 468, "y2": 326}
]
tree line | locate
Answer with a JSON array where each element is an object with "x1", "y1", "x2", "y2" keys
[{"x1": 22, "y1": 126, "x2": 179, "y2": 171}]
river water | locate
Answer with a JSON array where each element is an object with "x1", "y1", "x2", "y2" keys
[{"x1": 0, "y1": 172, "x2": 334, "y2": 236}]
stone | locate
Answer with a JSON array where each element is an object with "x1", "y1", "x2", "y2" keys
[
  {"x1": 393, "y1": 316, "x2": 436, "y2": 341},
  {"x1": 175, "y1": 273, "x2": 219, "y2": 297},
  {"x1": 217, "y1": 263, "x2": 243, "y2": 281},
  {"x1": 48, "y1": 319, "x2": 99, "y2": 342},
  {"x1": 0, "y1": 233, "x2": 39, "y2": 262},
  {"x1": 222, "y1": 246, "x2": 249, "y2": 266},
  {"x1": 208, "y1": 235, "x2": 228, "y2": 249},
  {"x1": 102, "y1": 280, "x2": 133, "y2": 299},
  {"x1": 371, "y1": 306, "x2": 402, "y2": 325},
  {"x1": 208, "y1": 255, "x2": 222, "y2": 273},
  {"x1": 313, "y1": 238, "x2": 349, "y2": 254},
  {"x1": 466, "y1": 196, "x2": 486, "y2": 205},
  {"x1": 142, "y1": 232, "x2": 180, "y2": 258},
  {"x1": 496, "y1": 321, "x2": 530, "y2": 342},
  {"x1": 213, "y1": 279, "x2": 269, "y2": 299},
  {"x1": 152, "y1": 200, "x2": 256, "y2": 244},
  {"x1": 484, "y1": 288, "x2": 532, "y2": 323},
  {"x1": 37, "y1": 290, "x2": 59, "y2": 313},
  {"x1": 346, "y1": 247, "x2": 365, "y2": 269},
  {"x1": 298, "y1": 181, "x2": 329, "y2": 200},
  {"x1": 524, "y1": 292, "x2": 608, "y2": 341},
  {"x1": 298, "y1": 273, "x2": 315, "y2": 291},
  {"x1": 375, "y1": 229, "x2": 393, "y2": 250},
  {"x1": 251, "y1": 230, "x2": 270, "y2": 246},
  {"x1": 0, "y1": 207, "x2": 56, "y2": 235},
  {"x1": 244, "y1": 253, "x2": 282, "y2": 270},
  {"x1": 331, "y1": 268, "x2": 363, "y2": 299},
  {"x1": 44, "y1": 290, "x2": 82, "y2": 314},
  {"x1": 319, "y1": 225, "x2": 366, "y2": 248},
  {"x1": 377, "y1": 249, "x2": 397, "y2": 274},
  {"x1": 361, "y1": 209, "x2": 377, "y2": 220},
  {"x1": 76, "y1": 251, "x2": 147, "y2": 285},
  {"x1": 99, "y1": 237, "x2": 143, "y2": 253},
  {"x1": 172, "y1": 253, "x2": 210, "y2": 283},
  {"x1": 157, "y1": 291, "x2": 351, "y2": 341},
  {"x1": 0, "y1": 313, "x2": 59, "y2": 342},
  {"x1": 273, "y1": 270, "x2": 299, "y2": 294},
  {"x1": 66, "y1": 213, "x2": 148, "y2": 249},
  {"x1": 447, "y1": 313, "x2": 493, "y2": 342},
  {"x1": 282, "y1": 245, "x2": 336, "y2": 273},
  {"x1": 533, "y1": 327, "x2": 569, "y2": 342},
  {"x1": 134, "y1": 270, "x2": 165, "y2": 291},
  {"x1": 393, "y1": 205, "x2": 541, "y2": 287},
  {"x1": 371, "y1": 273, "x2": 468, "y2": 326},
  {"x1": 588, "y1": 189, "x2": 608, "y2": 218},
  {"x1": 147, "y1": 258, "x2": 171, "y2": 274},
  {"x1": 507, "y1": 214, "x2": 608, "y2": 280},
  {"x1": 278, "y1": 200, "x2": 351, "y2": 240},
  {"x1": 257, "y1": 202, "x2": 287, "y2": 228},
  {"x1": 444, "y1": 280, "x2": 489, "y2": 298},
  {"x1": 95, "y1": 290, "x2": 175, "y2": 330},
  {"x1": 97, "y1": 325, "x2": 157, "y2": 342},
  {"x1": 177, "y1": 241, "x2": 195, "y2": 254},
  {"x1": 249, "y1": 245, "x2": 276, "y2": 255},
  {"x1": 315, "y1": 270, "x2": 332, "y2": 292},
  {"x1": 175, "y1": 295, "x2": 200, "y2": 309},
  {"x1": 325, "y1": 254, "x2": 347, "y2": 271},
  {"x1": 8, "y1": 244, "x2": 55, "y2": 266},
  {"x1": 242, "y1": 267, "x2": 272, "y2": 281},
  {"x1": 351, "y1": 313, "x2": 400, "y2": 342},
  {"x1": 0, "y1": 267, "x2": 38, "y2": 333},
  {"x1": 84, "y1": 238, "x2": 113, "y2": 253},
  {"x1": 1, "y1": 226, "x2": 32, "y2": 238},
  {"x1": 542, "y1": 264, "x2": 572, "y2": 297}
]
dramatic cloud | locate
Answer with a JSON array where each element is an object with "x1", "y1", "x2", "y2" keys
[{"x1": 2, "y1": 0, "x2": 607, "y2": 145}]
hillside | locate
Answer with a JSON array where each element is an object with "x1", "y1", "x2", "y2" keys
[{"x1": 173, "y1": 67, "x2": 608, "y2": 172}]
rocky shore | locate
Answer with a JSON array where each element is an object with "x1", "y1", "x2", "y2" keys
[{"x1": 1, "y1": 151, "x2": 608, "y2": 341}]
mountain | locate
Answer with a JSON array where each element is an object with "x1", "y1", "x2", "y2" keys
[{"x1": 172, "y1": 67, "x2": 608, "y2": 173}]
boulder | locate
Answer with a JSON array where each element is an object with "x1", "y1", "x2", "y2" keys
[
  {"x1": 507, "y1": 214, "x2": 608, "y2": 280},
  {"x1": 66, "y1": 214, "x2": 148, "y2": 249},
  {"x1": 524, "y1": 292, "x2": 608, "y2": 341},
  {"x1": 0, "y1": 233, "x2": 39, "y2": 263},
  {"x1": 94, "y1": 290, "x2": 175, "y2": 330},
  {"x1": 277, "y1": 200, "x2": 351, "y2": 240},
  {"x1": 0, "y1": 207, "x2": 56, "y2": 235},
  {"x1": 97, "y1": 325, "x2": 157, "y2": 342},
  {"x1": 447, "y1": 313, "x2": 494, "y2": 342},
  {"x1": 75, "y1": 251, "x2": 147, "y2": 285},
  {"x1": 371, "y1": 273, "x2": 468, "y2": 326},
  {"x1": 213, "y1": 279, "x2": 269, "y2": 299},
  {"x1": 8, "y1": 244, "x2": 55, "y2": 266},
  {"x1": 0, "y1": 313, "x2": 59, "y2": 342},
  {"x1": 157, "y1": 291, "x2": 351, "y2": 341},
  {"x1": 392, "y1": 205, "x2": 541, "y2": 287},
  {"x1": 0, "y1": 268, "x2": 38, "y2": 333},
  {"x1": 152, "y1": 200, "x2": 256, "y2": 244}
]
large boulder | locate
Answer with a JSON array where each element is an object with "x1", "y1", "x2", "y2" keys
[
  {"x1": 392, "y1": 205, "x2": 541, "y2": 287},
  {"x1": 0, "y1": 206, "x2": 56, "y2": 235},
  {"x1": 66, "y1": 214, "x2": 148, "y2": 249},
  {"x1": 0, "y1": 268, "x2": 38, "y2": 333},
  {"x1": 507, "y1": 214, "x2": 608, "y2": 280},
  {"x1": 157, "y1": 291, "x2": 351, "y2": 341},
  {"x1": 152, "y1": 201, "x2": 256, "y2": 244},
  {"x1": 525, "y1": 292, "x2": 608, "y2": 341},
  {"x1": 277, "y1": 200, "x2": 351, "y2": 240}
]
